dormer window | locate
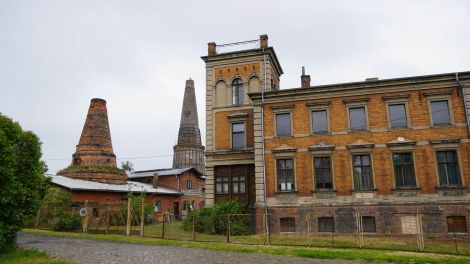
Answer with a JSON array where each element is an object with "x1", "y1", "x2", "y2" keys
[{"x1": 232, "y1": 78, "x2": 243, "y2": 106}]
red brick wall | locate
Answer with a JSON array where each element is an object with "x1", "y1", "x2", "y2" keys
[{"x1": 263, "y1": 88, "x2": 470, "y2": 197}]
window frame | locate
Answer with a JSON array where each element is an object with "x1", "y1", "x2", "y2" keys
[
  {"x1": 352, "y1": 153, "x2": 375, "y2": 190},
  {"x1": 318, "y1": 216, "x2": 335, "y2": 233},
  {"x1": 447, "y1": 216, "x2": 468, "y2": 234},
  {"x1": 186, "y1": 179, "x2": 193, "y2": 190},
  {"x1": 425, "y1": 92, "x2": 454, "y2": 127},
  {"x1": 392, "y1": 152, "x2": 417, "y2": 189},
  {"x1": 232, "y1": 78, "x2": 244, "y2": 106},
  {"x1": 231, "y1": 175, "x2": 246, "y2": 194},
  {"x1": 231, "y1": 121, "x2": 246, "y2": 149},
  {"x1": 435, "y1": 150, "x2": 462, "y2": 188},
  {"x1": 154, "y1": 200, "x2": 161, "y2": 212},
  {"x1": 215, "y1": 175, "x2": 229, "y2": 195},
  {"x1": 347, "y1": 104, "x2": 369, "y2": 132},
  {"x1": 387, "y1": 103, "x2": 409, "y2": 129},
  {"x1": 274, "y1": 112, "x2": 292, "y2": 137},
  {"x1": 313, "y1": 156, "x2": 334, "y2": 190},
  {"x1": 276, "y1": 158, "x2": 296, "y2": 192},
  {"x1": 307, "y1": 102, "x2": 331, "y2": 134}
]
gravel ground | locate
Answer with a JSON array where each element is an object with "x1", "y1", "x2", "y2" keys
[{"x1": 17, "y1": 232, "x2": 362, "y2": 264}]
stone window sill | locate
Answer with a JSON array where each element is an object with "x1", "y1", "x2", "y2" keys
[
  {"x1": 311, "y1": 189, "x2": 336, "y2": 193},
  {"x1": 274, "y1": 190, "x2": 298, "y2": 195},
  {"x1": 352, "y1": 189, "x2": 377, "y2": 192}
]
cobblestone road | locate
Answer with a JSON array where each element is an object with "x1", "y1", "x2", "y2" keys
[{"x1": 18, "y1": 232, "x2": 362, "y2": 264}]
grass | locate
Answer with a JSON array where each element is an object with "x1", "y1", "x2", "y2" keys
[
  {"x1": 0, "y1": 248, "x2": 69, "y2": 264},
  {"x1": 86, "y1": 221, "x2": 470, "y2": 255},
  {"x1": 22, "y1": 228, "x2": 470, "y2": 264}
]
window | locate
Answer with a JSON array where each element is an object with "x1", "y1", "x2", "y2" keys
[
  {"x1": 232, "y1": 175, "x2": 246, "y2": 194},
  {"x1": 318, "y1": 217, "x2": 335, "y2": 232},
  {"x1": 311, "y1": 110, "x2": 328, "y2": 133},
  {"x1": 277, "y1": 159, "x2": 295, "y2": 191},
  {"x1": 276, "y1": 113, "x2": 291, "y2": 136},
  {"x1": 184, "y1": 201, "x2": 191, "y2": 211},
  {"x1": 393, "y1": 153, "x2": 416, "y2": 188},
  {"x1": 186, "y1": 180, "x2": 193, "y2": 189},
  {"x1": 154, "y1": 200, "x2": 161, "y2": 212},
  {"x1": 92, "y1": 208, "x2": 99, "y2": 217},
  {"x1": 280, "y1": 217, "x2": 296, "y2": 232},
  {"x1": 232, "y1": 78, "x2": 243, "y2": 105},
  {"x1": 447, "y1": 216, "x2": 468, "y2": 233},
  {"x1": 431, "y1": 100, "x2": 451, "y2": 125},
  {"x1": 314, "y1": 157, "x2": 333, "y2": 189},
  {"x1": 436, "y1": 151, "x2": 461, "y2": 187},
  {"x1": 349, "y1": 107, "x2": 367, "y2": 131},
  {"x1": 215, "y1": 176, "x2": 229, "y2": 194},
  {"x1": 353, "y1": 154, "x2": 373, "y2": 189},
  {"x1": 191, "y1": 200, "x2": 196, "y2": 211},
  {"x1": 231, "y1": 123, "x2": 245, "y2": 149},
  {"x1": 361, "y1": 216, "x2": 377, "y2": 233},
  {"x1": 388, "y1": 104, "x2": 408, "y2": 128}
]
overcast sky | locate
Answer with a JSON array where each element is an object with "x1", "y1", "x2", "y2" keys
[{"x1": 1, "y1": 0, "x2": 469, "y2": 174}]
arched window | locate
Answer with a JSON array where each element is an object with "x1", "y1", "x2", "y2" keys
[{"x1": 232, "y1": 78, "x2": 243, "y2": 106}]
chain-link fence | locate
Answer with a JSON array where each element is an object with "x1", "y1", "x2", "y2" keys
[{"x1": 28, "y1": 202, "x2": 470, "y2": 256}]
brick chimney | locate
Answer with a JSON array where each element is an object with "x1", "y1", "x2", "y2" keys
[
  {"x1": 208, "y1": 42, "x2": 216, "y2": 56},
  {"x1": 301, "y1": 66, "x2": 311, "y2": 88},
  {"x1": 260, "y1": 34, "x2": 268, "y2": 48},
  {"x1": 60, "y1": 98, "x2": 127, "y2": 184},
  {"x1": 152, "y1": 173, "x2": 159, "y2": 188}
]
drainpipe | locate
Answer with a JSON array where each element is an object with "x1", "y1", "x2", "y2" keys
[
  {"x1": 261, "y1": 48, "x2": 269, "y2": 235},
  {"x1": 455, "y1": 73, "x2": 470, "y2": 137}
]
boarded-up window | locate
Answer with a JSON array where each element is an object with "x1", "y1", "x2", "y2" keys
[
  {"x1": 280, "y1": 217, "x2": 296, "y2": 233},
  {"x1": 318, "y1": 217, "x2": 335, "y2": 232},
  {"x1": 362, "y1": 216, "x2": 376, "y2": 233},
  {"x1": 447, "y1": 216, "x2": 468, "y2": 233},
  {"x1": 401, "y1": 216, "x2": 417, "y2": 234}
]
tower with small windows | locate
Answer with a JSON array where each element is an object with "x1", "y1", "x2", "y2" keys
[{"x1": 201, "y1": 34, "x2": 283, "y2": 207}]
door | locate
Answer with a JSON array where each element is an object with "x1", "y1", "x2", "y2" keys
[{"x1": 173, "y1": 202, "x2": 180, "y2": 219}]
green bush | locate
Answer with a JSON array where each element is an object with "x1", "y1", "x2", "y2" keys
[
  {"x1": 0, "y1": 114, "x2": 49, "y2": 253},
  {"x1": 53, "y1": 212, "x2": 81, "y2": 231},
  {"x1": 183, "y1": 200, "x2": 253, "y2": 236}
]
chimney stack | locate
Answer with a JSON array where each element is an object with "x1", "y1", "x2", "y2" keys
[
  {"x1": 59, "y1": 98, "x2": 127, "y2": 184},
  {"x1": 208, "y1": 42, "x2": 216, "y2": 56},
  {"x1": 301, "y1": 66, "x2": 311, "y2": 88},
  {"x1": 152, "y1": 173, "x2": 159, "y2": 188},
  {"x1": 260, "y1": 34, "x2": 268, "y2": 48}
]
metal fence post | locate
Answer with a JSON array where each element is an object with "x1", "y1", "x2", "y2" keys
[
  {"x1": 306, "y1": 211, "x2": 311, "y2": 247},
  {"x1": 106, "y1": 203, "x2": 110, "y2": 234},
  {"x1": 162, "y1": 216, "x2": 165, "y2": 239}
]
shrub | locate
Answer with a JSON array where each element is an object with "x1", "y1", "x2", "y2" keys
[
  {"x1": 53, "y1": 212, "x2": 81, "y2": 231},
  {"x1": 0, "y1": 114, "x2": 49, "y2": 253},
  {"x1": 183, "y1": 200, "x2": 253, "y2": 235}
]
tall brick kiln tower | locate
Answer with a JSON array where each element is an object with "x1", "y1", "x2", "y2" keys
[
  {"x1": 172, "y1": 79, "x2": 205, "y2": 173},
  {"x1": 59, "y1": 98, "x2": 127, "y2": 184}
]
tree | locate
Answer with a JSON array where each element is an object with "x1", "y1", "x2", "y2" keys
[
  {"x1": 0, "y1": 113, "x2": 49, "y2": 253},
  {"x1": 120, "y1": 161, "x2": 134, "y2": 173}
]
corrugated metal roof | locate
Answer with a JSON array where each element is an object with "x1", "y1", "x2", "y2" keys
[
  {"x1": 128, "y1": 167, "x2": 205, "y2": 179},
  {"x1": 50, "y1": 175, "x2": 181, "y2": 195}
]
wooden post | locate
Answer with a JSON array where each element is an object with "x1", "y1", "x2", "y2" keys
[
  {"x1": 83, "y1": 200, "x2": 88, "y2": 234},
  {"x1": 126, "y1": 197, "x2": 131, "y2": 236},
  {"x1": 35, "y1": 207, "x2": 41, "y2": 228},
  {"x1": 140, "y1": 197, "x2": 145, "y2": 237},
  {"x1": 106, "y1": 203, "x2": 110, "y2": 234},
  {"x1": 192, "y1": 216, "x2": 196, "y2": 241},
  {"x1": 226, "y1": 215, "x2": 231, "y2": 243}
]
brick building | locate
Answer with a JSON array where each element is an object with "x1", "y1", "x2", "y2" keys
[
  {"x1": 203, "y1": 34, "x2": 470, "y2": 234},
  {"x1": 51, "y1": 98, "x2": 205, "y2": 218}
]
